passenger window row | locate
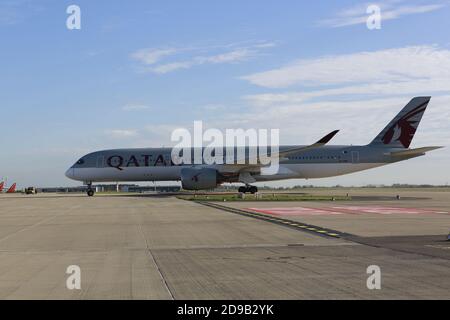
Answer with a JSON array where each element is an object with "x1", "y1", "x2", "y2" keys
[{"x1": 290, "y1": 156, "x2": 342, "y2": 160}]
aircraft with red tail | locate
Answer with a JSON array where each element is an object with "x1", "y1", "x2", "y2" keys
[
  {"x1": 6, "y1": 183, "x2": 16, "y2": 193},
  {"x1": 0, "y1": 182, "x2": 17, "y2": 193}
]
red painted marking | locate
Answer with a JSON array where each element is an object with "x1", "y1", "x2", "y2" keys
[
  {"x1": 329, "y1": 206, "x2": 444, "y2": 215},
  {"x1": 246, "y1": 206, "x2": 448, "y2": 216},
  {"x1": 247, "y1": 207, "x2": 344, "y2": 216}
]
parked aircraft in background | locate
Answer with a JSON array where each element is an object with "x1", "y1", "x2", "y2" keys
[
  {"x1": 7, "y1": 183, "x2": 16, "y2": 193},
  {"x1": 66, "y1": 97, "x2": 443, "y2": 196},
  {"x1": 0, "y1": 182, "x2": 16, "y2": 193}
]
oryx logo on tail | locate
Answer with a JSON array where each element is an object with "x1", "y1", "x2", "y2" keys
[
  {"x1": 370, "y1": 97, "x2": 430, "y2": 149},
  {"x1": 382, "y1": 101, "x2": 428, "y2": 147}
]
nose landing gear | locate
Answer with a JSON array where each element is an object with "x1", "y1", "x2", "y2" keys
[{"x1": 238, "y1": 185, "x2": 258, "y2": 194}]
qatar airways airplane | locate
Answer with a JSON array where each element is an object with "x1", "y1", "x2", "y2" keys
[{"x1": 66, "y1": 97, "x2": 442, "y2": 196}]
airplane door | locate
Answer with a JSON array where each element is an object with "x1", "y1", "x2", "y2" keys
[{"x1": 351, "y1": 151, "x2": 359, "y2": 164}]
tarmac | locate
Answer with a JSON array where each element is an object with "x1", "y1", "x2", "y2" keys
[{"x1": 0, "y1": 189, "x2": 449, "y2": 299}]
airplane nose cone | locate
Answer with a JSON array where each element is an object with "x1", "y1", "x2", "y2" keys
[{"x1": 65, "y1": 168, "x2": 75, "y2": 180}]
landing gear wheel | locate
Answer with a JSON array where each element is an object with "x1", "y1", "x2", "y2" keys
[{"x1": 238, "y1": 186, "x2": 258, "y2": 194}]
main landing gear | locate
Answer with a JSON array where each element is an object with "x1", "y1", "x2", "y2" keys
[
  {"x1": 86, "y1": 182, "x2": 95, "y2": 197},
  {"x1": 238, "y1": 185, "x2": 258, "y2": 194}
]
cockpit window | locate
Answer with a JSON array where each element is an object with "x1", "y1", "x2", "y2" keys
[{"x1": 76, "y1": 158, "x2": 85, "y2": 165}]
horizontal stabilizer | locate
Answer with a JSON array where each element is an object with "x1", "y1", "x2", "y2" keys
[{"x1": 390, "y1": 146, "x2": 443, "y2": 157}]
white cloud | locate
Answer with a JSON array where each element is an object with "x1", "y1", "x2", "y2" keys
[
  {"x1": 244, "y1": 78, "x2": 450, "y2": 107},
  {"x1": 318, "y1": 1, "x2": 446, "y2": 28},
  {"x1": 150, "y1": 49, "x2": 255, "y2": 74},
  {"x1": 196, "y1": 48, "x2": 254, "y2": 64},
  {"x1": 121, "y1": 104, "x2": 151, "y2": 111},
  {"x1": 132, "y1": 41, "x2": 275, "y2": 74},
  {"x1": 130, "y1": 48, "x2": 178, "y2": 65},
  {"x1": 241, "y1": 45, "x2": 450, "y2": 88},
  {"x1": 151, "y1": 61, "x2": 194, "y2": 74},
  {"x1": 105, "y1": 129, "x2": 139, "y2": 138}
]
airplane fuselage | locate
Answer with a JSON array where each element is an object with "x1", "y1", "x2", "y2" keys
[{"x1": 65, "y1": 145, "x2": 414, "y2": 184}]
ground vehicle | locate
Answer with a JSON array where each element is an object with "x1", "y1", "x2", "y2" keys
[{"x1": 24, "y1": 187, "x2": 37, "y2": 195}]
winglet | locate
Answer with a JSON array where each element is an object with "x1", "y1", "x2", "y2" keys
[
  {"x1": 0, "y1": 182, "x2": 3, "y2": 193},
  {"x1": 316, "y1": 130, "x2": 339, "y2": 145}
]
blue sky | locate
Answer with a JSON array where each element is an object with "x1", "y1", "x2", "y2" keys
[{"x1": 0, "y1": 0, "x2": 449, "y2": 187}]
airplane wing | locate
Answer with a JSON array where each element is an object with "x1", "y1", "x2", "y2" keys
[
  {"x1": 274, "y1": 130, "x2": 340, "y2": 160},
  {"x1": 219, "y1": 130, "x2": 339, "y2": 172},
  {"x1": 389, "y1": 146, "x2": 443, "y2": 157}
]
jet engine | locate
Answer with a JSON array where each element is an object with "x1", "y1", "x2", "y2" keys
[{"x1": 181, "y1": 168, "x2": 219, "y2": 190}]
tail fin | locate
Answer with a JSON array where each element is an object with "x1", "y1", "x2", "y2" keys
[
  {"x1": 369, "y1": 97, "x2": 430, "y2": 148},
  {"x1": 0, "y1": 182, "x2": 3, "y2": 193},
  {"x1": 6, "y1": 183, "x2": 16, "y2": 193}
]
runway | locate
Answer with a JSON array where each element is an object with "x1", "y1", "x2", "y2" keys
[{"x1": 0, "y1": 189, "x2": 449, "y2": 299}]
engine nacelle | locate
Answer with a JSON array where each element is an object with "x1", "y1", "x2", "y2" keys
[{"x1": 181, "y1": 168, "x2": 218, "y2": 190}]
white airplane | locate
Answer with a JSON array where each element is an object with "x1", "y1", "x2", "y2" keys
[{"x1": 66, "y1": 97, "x2": 442, "y2": 196}]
